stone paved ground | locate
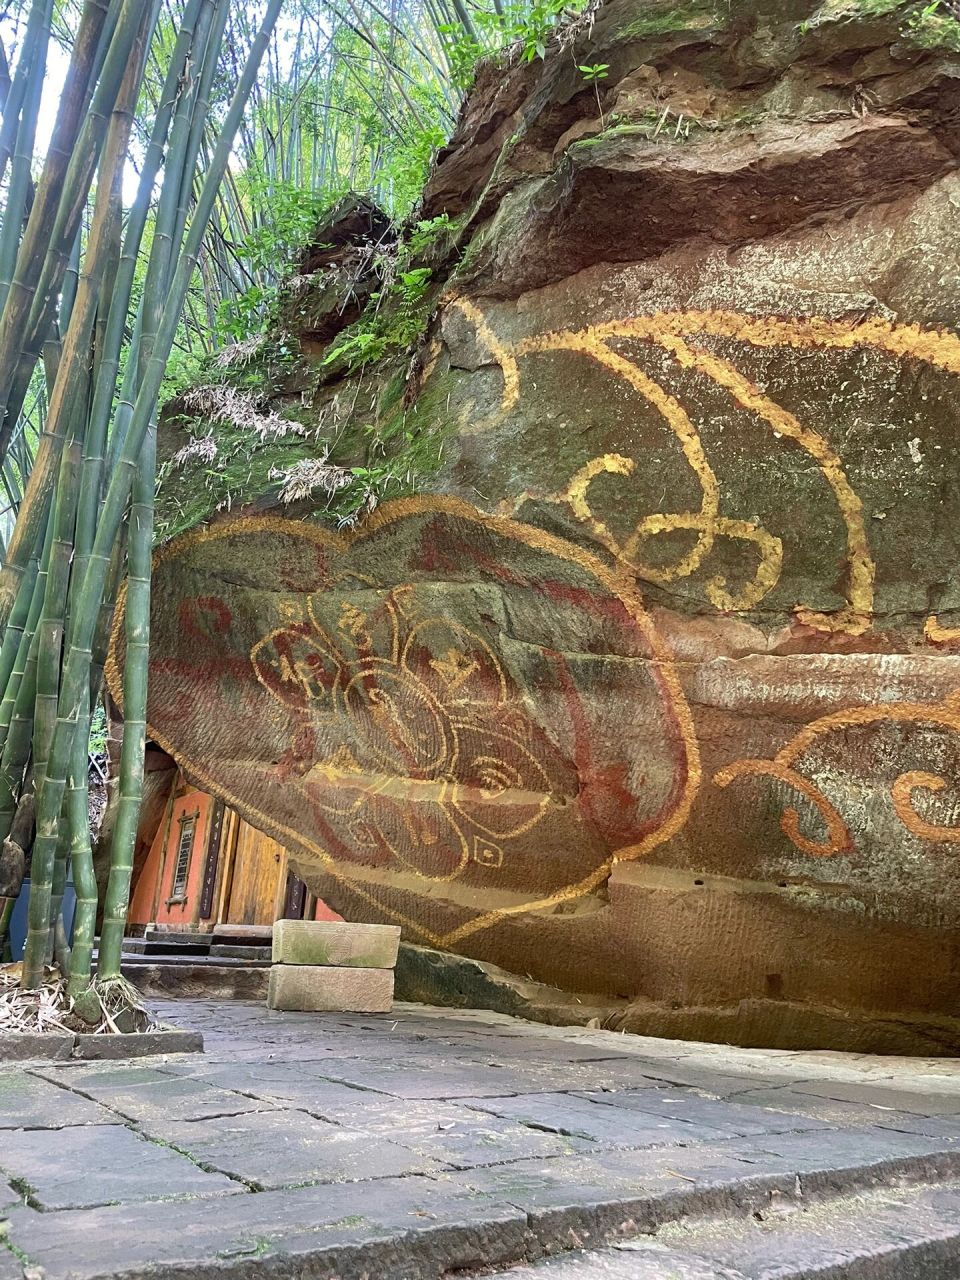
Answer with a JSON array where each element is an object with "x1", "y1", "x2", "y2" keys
[{"x1": 2, "y1": 1000, "x2": 960, "y2": 1279}]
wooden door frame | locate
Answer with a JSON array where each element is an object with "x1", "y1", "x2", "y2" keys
[
  {"x1": 148, "y1": 775, "x2": 179, "y2": 923},
  {"x1": 212, "y1": 808, "x2": 240, "y2": 927}
]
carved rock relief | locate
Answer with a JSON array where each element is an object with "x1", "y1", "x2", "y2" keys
[
  {"x1": 428, "y1": 302, "x2": 960, "y2": 864},
  {"x1": 111, "y1": 306, "x2": 960, "y2": 945},
  {"x1": 111, "y1": 501, "x2": 700, "y2": 946}
]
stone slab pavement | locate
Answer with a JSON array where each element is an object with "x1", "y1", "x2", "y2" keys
[{"x1": 1, "y1": 999, "x2": 960, "y2": 1279}]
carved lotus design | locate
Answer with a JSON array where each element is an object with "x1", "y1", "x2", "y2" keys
[
  {"x1": 252, "y1": 607, "x2": 556, "y2": 883},
  {"x1": 112, "y1": 499, "x2": 697, "y2": 946}
]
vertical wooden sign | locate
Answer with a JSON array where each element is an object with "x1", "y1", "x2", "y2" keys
[{"x1": 199, "y1": 799, "x2": 226, "y2": 920}]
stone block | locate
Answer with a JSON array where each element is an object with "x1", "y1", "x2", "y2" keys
[
  {"x1": 272, "y1": 919, "x2": 400, "y2": 969},
  {"x1": 0, "y1": 1123, "x2": 237, "y2": 1210},
  {"x1": 73, "y1": 1029, "x2": 204, "y2": 1060},
  {"x1": 121, "y1": 961, "x2": 269, "y2": 1001},
  {"x1": 0, "y1": 1032, "x2": 74, "y2": 1062},
  {"x1": 267, "y1": 964, "x2": 394, "y2": 1013}
]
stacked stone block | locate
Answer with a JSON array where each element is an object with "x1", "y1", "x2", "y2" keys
[{"x1": 267, "y1": 921, "x2": 400, "y2": 1012}]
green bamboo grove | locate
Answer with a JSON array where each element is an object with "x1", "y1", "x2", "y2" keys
[{"x1": 0, "y1": 0, "x2": 282, "y2": 1015}]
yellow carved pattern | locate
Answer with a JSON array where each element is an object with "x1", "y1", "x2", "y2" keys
[
  {"x1": 107, "y1": 303, "x2": 960, "y2": 932},
  {"x1": 656, "y1": 335, "x2": 873, "y2": 635},
  {"x1": 522, "y1": 332, "x2": 722, "y2": 583},
  {"x1": 447, "y1": 303, "x2": 960, "y2": 635},
  {"x1": 892, "y1": 772, "x2": 960, "y2": 846},
  {"x1": 565, "y1": 456, "x2": 784, "y2": 613},
  {"x1": 448, "y1": 297, "x2": 520, "y2": 434},
  {"x1": 715, "y1": 692, "x2": 960, "y2": 856},
  {"x1": 925, "y1": 615, "x2": 960, "y2": 645}
]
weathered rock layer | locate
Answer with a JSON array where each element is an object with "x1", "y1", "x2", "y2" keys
[{"x1": 116, "y1": 0, "x2": 960, "y2": 1052}]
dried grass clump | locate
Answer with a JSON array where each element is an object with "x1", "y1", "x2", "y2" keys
[
  {"x1": 556, "y1": 0, "x2": 601, "y2": 49},
  {"x1": 0, "y1": 964, "x2": 156, "y2": 1035},
  {"x1": 0, "y1": 964, "x2": 72, "y2": 1033},
  {"x1": 270, "y1": 455, "x2": 352, "y2": 504},
  {"x1": 182, "y1": 384, "x2": 307, "y2": 444},
  {"x1": 78, "y1": 975, "x2": 155, "y2": 1035},
  {"x1": 213, "y1": 334, "x2": 265, "y2": 369},
  {"x1": 173, "y1": 434, "x2": 218, "y2": 468},
  {"x1": 285, "y1": 271, "x2": 333, "y2": 296}
]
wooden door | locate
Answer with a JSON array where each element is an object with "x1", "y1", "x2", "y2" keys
[
  {"x1": 225, "y1": 822, "x2": 284, "y2": 925},
  {"x1": 153, "y1": 791, "x2": 213, "y2": 927}
]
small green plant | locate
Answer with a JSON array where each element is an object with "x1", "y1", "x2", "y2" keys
[
  {"x1": 518, "y1": 0, "x2": 586, "y2": 60},
  {"x1": 216, "y1": 284, "x2": 279, "y2": 344},
  {"x1": 579, "y1": 62, "x2": 609, "y2": 127},
  {"x1": 397, "y1": 267, "x2": 432, "y2": 302},
  {"x1": 905, "y1": 0, "x2": 960, "y2": 45},
  {"x1": 329, "y1": 407, "x2": 449, "y2": 527},
  {"x1": 323, "y1": 271, "x2": 433, "y2": 375},
  {"x1": 407, "y1": 214, "x2": 452, "y2": 257},
  {"x1": 441, "y1": 0, "x2": 588, "y2": 86},
  {"x1": 88, "y1": 703, "x2": 109, "y2": 760}
]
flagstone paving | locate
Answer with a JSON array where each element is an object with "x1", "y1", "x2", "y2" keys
[{"x1": 2, "y1": 999, "x2": 960, "y2": 1278}]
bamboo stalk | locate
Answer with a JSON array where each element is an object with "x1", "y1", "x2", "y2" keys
[
  {"x1": 32, "y1": 407, "x2": 84, "y2": 804},
  {"x1": 69, "y1": 536, "x2": 125, "y2": 996},
  {"x1": 0, "y1": 0, "x2": 151, "y2": 640},
  {"x1": 0, "y1": 0, "x2": 111, "y2": 470},
  {"x1": 0, "y1": 0, "x2": 54, "y2": 314},
  {"x1": 0, "y1": 0, "x2": 53, "y2": 189},
  {"x1": 20, "y1": 0, "x2": 283, "y2": 994},
  {"x1": 0, "y1": 546, "x2": 39, "y2": 701},
  {"x1": 0, "y1": 511, "x2": 54, "y2": 814},
  {"x1": 97, "y1": 416, "x2": 154, "y2": 978},
  {"x1": 77, "y1": 0, "x2": 209, "y2": 577},
  {"x1": 66, "y1": 712, "x2": 96, "y2": 993},
  {"x1": 23, "y1": 408, "x2": 84, "y2": 976},
  {"x1": 0, "y1": 629, "x2": 41, "y2": 844},
  {"x1": 20, "y1": 5, "x2": 153, "y2": 989}
]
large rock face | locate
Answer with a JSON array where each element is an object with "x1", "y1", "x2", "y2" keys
[{"x1": 117, "y1": 0, "x2": 960, "y2": 1052}]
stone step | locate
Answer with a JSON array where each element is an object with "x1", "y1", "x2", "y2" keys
[
  {"x1": 122, "y1": 939, "x2": 211, "y2": 956},
  {"x1": 143, "y1": 928, "x2": 211, "y2": 947},
  {"x1": 209, "y1": 944, "x2": 272, "y2": 961},
  {"x1": 122, "y1": 952, "x2": 270, "y2": 969},
  {"x1": 495, "y1": 1179, "x2": 960, "y2": 1278},
  {"x1": 120, "y1": 960, "x2": 269, "y2": 1001},
  {"x1": 212, "y1": 923, "x2": 274, "y2": 944}
]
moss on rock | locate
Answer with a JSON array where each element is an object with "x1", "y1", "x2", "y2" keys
[{"x1": 616, "y1": 4, "x2": 719, "y2": 42}]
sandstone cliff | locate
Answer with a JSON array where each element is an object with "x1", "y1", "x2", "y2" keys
[{"x1": 112, "y1": 0, "x2": 960, "y2": 1053}]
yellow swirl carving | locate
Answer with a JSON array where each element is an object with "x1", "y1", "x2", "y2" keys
[
  {"x1": 926, "y1": 616, "x2": 960, "y2": 645},
  {"x1": 443, "y1": 304, "x2": 960, "y2": 634},
  {"x1": 523, "y1": 332, "x2": 721, "y2": 583},
  {"x1": 565, "y1": 456, "x2": 783, "y2": 612},
  {"x1": 892, "y1": 771, "x2": 960, "y2": 846},
  {"x1": 715, "y1": 692, "x2": 960, "y2": 857},
  {"x1": 654, "y1": 336, "x2": 873, "y2": 635},
  {"x1": 563, "y1": 453, "x2": 635, "y2": 557},
  {"x1": 625, "y1": 513, "x2": 784, "y2": 613},
  {"x1": 714, "y1": 759, "x2": 853, "y2": 857}
]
